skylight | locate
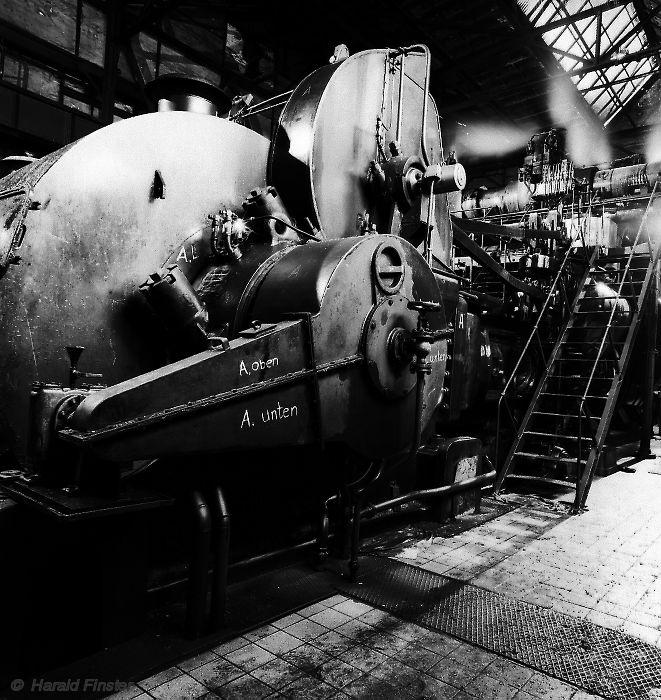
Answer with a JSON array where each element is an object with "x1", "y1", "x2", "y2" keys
[{"x1": 518, "y1": 0, "x2": 659, "y2": 124}]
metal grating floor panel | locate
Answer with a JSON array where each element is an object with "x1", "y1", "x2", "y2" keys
[{"x1": 337, "y1": 556, "x2": 661, "y2": 699}]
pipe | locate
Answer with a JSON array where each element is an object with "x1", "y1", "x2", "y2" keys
[
  {"x1": 185, "y1": 489, "x2": 212, "y2": 638},
  {"x1": 410, "y1": 371, "x2": 428, "y2": 462},
  {"x1": 149, "y1": 472, "x2": 496, "y2": 601},
  {"x1": 234, "y1": 477, "x2": 474, "y2": 575},
  {"x1": 208, "y1": 485, "x2": 230, "y2": 630},
  {"x1": 391, "y1": 45, "x2": 432, "y2": 165},
  {"x1": 362, "y1": 464, "x2": 496, "y2": 519},
  {"x1": 349, "y1": 499, "x2": 362, "y2": 583},
  {"x1": 315, "y1": 493, "x2": 338, "y2": 566},
  {"x1": 413, "y1": 45, "x2": 432, "y2": 166},
  {"x1": 395, "y1": 52, "x2": 405, "y2": 147},
  {"x1": 346, "y1": 461, "x2": 384, "y2": 582},
  {"x1": 230, "y1": 539, "x2": 313, "y2": 572}
]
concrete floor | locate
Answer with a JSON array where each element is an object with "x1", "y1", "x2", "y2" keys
[{"x1": 106, "y1": 444, "x2": 661, "y2": 699}]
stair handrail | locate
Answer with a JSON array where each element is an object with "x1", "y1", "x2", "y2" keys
[
  {"x1": 575, "y1": 181, "x2": 660, "y2": 504},
  {"x1": 495, "y1": 239, "x2": 582, "y2": 471},
  {"x1": 578, "y1": 180, "x2": 660, "y2": 415}
]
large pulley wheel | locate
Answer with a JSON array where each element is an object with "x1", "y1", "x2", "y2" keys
[{"x1": 269, "y1": 48, "x2": 449, "y2": 262}]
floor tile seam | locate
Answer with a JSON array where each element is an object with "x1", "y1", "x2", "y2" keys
[
  {"x1": 254, "y1": 608, "x2": 356, "y2": 653},
  {"x1": 135, "y1": 666, "x2": 187, "y2": 692},
  {"x1": 145, "y1": 665, "x2": 251, "y2": 697},
  {"x1": 173, "y1": 648, "x2": 223, "y2": 673},
  {"x1": 140, "y1": 664, "x2": 194, "y2": 689},
  {"x1": 466, "y1": 542, "x2": 553, "y2": 579},
  {"x1": 350, "y1": 636, "x2": 449, "y2": 667},
  {"x1": 198, "y1": 598, "x2": 340, "y2": 656}
]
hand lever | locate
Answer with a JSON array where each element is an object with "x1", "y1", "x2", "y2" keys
[{"x1": 66, "y1": 346, "x2": 103, "y2": 387}]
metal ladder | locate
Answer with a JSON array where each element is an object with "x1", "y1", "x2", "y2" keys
[{"x1": 495, "y1": 184, "x2": 659, "y2": 511}]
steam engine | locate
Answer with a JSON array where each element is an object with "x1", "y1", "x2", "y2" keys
[{"x1": 4, "y1": 45, "x2": 633, "y2": 680}]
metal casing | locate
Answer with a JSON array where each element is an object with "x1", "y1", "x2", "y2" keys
[{"x1": 62, "y1": 235, "x2": 448, "y2": 462}]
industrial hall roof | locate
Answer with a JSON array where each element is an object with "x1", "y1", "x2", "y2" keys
[
  {"x1": 521, "y1": 0, "x2": 660, "y2": 124},
  {"x1": 0, "y1": 0, "x2": 659, "y2": 166}
]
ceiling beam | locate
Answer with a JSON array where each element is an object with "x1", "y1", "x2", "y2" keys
[
  {"x1": 530, "y1": 0, "x2": 555, "y2": 25},
  {"x1": 551, "y1": 47, "x2": 588, "y2": 63},
  {"x1": 540, "y1": 0, "x2": 629, "y2": 31},
  {"x1": 580, "y1": 67, "x2": 658, "y2": 91},
  {"x1": 497, "y1": 0, "x2": 608, "y2": 131},
  {"x1": 630, "y1": 0, "x2": 661, "y2": 49},
  {"x1": 565, "y1": 43, "x2": 661, "y2": 76},
  {"x1": 598, "y1": 3, "x2": 661, "y2": 63}
]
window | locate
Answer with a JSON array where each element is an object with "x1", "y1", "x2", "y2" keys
[{"x1": 519, "y1": 0, "x2": 658, "y2": 124}]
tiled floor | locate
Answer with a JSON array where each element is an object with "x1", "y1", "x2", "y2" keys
[{"x1": 107, "y1": 447, "x2": 661, "y2": 699}]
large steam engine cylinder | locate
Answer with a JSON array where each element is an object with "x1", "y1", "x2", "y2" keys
[{"x1": 591, "y1": 161, "x2": 661, "y2": 199}]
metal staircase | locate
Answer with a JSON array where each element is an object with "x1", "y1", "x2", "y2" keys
[{"x1": 495, "y1": 186, "x2": 660, "y2": 511}]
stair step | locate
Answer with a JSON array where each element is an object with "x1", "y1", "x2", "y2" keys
[
  {"x1": 574, "y1": 310, "x2": 629, "y2": 314},
  {"x1": 594, "y1": 259, "x2": 649, "y2": 265},
  {"x1": 503, "y1": 474, "x2": 578, "y2": 488},
  {"x1": 554, "y1": 358, "x2": 618, "y2": 362},
  {"x1": 548, "y1": 373, "x2": 616, "y2": 379},
  {"x1": 547, "y1": 379, "x2": 615, "y2": 385},
  {"x1": 559, "y1": 340, "x2": 624, "y2": 344},
  {"x1": 578, "y1": 294, "x2": 638, "y2": 310},
  {"x1": 531, "y1": 410, "x2": 577, "y2": 418},
  {"x1": 513, "y1": 451, "x2": 587, "y2": 464},
  {"x1": 565, "y1": 325, "x2": 632, "y2": 329},
  {"x1": 538, "y1": 393, "x2": 607, "y2": 399},
  {"x1": 597, "y1": 261, "x2": 649, "y2": 266},
  {"x1": 598, "y1": 252, "x2": 650, "y2": 260},
  {"x1": 599, "y1": 276, "x2": 648, "y2": 281},
  {"x1": 577, "y1": 299, "x2": 635, "y2": 305},
  {"x1": 593, "y1": 276, "x2": 646, "y2": 282},
  {"x1": 523, "y1": 431, "x2": 592, "y2": 441},
  {"x1": 546, "y1": 373, "x2": 614, "y2": 378},
  {"x1": 532, "y1": 410, "x2": 602, "y2": 420}
]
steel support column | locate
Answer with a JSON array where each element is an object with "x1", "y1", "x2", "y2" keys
[
  {"x1": 638, "y1": 259, "x2": 659, "y2": 458},
  {"x1": 101, "y1": 0, "x2": 121, "y2": 124}
]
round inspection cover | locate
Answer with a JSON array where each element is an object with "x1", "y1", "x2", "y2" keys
[
  {"x1": 364, "y1": 295, "x2": 417, "y2": 400},
  {"x1": 373, "y1": 241, "x2": 405, "y2": 294}
]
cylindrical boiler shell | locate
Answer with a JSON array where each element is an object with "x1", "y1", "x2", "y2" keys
[{"x1": 0, "y1": 112, "x2": 270, "y2": 465}]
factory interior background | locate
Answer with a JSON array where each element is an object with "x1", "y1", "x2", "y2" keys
[{"x1": 2, "y1": 1, "x2": 661, "y2": 698}]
